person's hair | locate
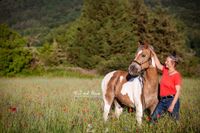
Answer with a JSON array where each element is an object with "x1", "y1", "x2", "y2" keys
[{"x1": 168, "y1": 52, "x2": 178, "y2": 66}]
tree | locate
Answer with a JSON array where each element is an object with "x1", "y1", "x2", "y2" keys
[
  {"x1": 63, "y1": 0, "x2": 190, "y2": 74},
  {"x1": 41, "y1": 0, "x2": 196, "y2": 76},
  {"x1": 65, "y1": 0, "x2": 137, "y2": 71},
  {"x1": 38, "y1": 39, "x2": 67, "y2": 66},
  {"x1": 0, "y1": 24, "x2": 33, "y2": 75}
]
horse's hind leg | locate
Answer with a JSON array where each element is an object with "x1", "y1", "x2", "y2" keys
[
  {"x1": 101, "y1": 71, "x2": 117, "y2": 121},
  {"x1": 103, "y1": 95, "x2": 114, "y2": 121},
  {"x1": 114, "y1": 99, "x2": 123, "y2": 119}
]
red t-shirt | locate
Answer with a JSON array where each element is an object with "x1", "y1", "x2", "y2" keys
[{"x1": 160, "y1": 66, "x2": 182, "y2": 97}]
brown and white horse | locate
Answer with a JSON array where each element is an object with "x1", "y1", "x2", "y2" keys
[{"x1": 101, "y1": 44, "x2": 159, "y2": 125}]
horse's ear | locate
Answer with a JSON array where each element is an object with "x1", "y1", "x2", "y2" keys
[
  {"x1": 137, "y1": 41, "x2": 141, "y2": 47},
  {"x1": 143, "y1": 41, "x2": 149, "y2": 49}
]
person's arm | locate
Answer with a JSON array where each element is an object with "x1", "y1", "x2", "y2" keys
[
  {"x1": 168, "y1": 85, "x2": 181, "y2": 112},
  {"x1": 151, "y1": 50, "x2": 163, "y2": 71}
]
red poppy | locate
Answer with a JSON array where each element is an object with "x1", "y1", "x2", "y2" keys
[
  {"x1": 128, "y1": 107, "x2": 133, "y2": 113},
  {"x1": 157, "y1": 114, "x2": 160, "y2": 118},
  {"x1": 146, "y1": 116, "x2": 151, "y2": 122},
  {"x1": 9, "y1": 107, "x2": 17, "y2": 113}
]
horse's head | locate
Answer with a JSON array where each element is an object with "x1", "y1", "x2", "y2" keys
[{"x1": 128, "y1": 42, "x2": 155, "y2": 76}]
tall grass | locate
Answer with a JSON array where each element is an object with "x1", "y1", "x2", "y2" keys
[
  {"x1": 0, "y1": 77, "x2": 200, "y2": 132},
  {"x1": 14, "y1": 67, "x2": 98, "y2": 79}
]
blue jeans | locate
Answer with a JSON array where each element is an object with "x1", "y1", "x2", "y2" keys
[{"x1": 151, "y1": 97, "x2": 180, "y2": 123}]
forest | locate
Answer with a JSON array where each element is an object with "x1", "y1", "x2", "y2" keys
[{"x1": 0, "y1": 0, "x2": 199, "y2": 76}]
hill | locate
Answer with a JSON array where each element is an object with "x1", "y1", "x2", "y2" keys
[{"x1": 0, "y1": 0, "x2": 83, "y2": 45}]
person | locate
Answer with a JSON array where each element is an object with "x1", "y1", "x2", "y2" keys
[{"x1": 150, "y1": 50, "x2": 182, "y2": 123}]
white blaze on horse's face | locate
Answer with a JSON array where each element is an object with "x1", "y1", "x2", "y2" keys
[
  {"x1": 128, "y1": 50, "x2": 143, "y2": 76},
  {"x1": 135, "y1": 50, "x2": 143, "y2": 59}
]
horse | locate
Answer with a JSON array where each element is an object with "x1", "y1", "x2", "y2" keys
[{"x1": 101, "y1": 44, "x2": 159, "y2": 125}]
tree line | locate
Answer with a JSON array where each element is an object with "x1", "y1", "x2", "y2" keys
[{"x1": 0, "y1": 0, "x2": 199, "y2": 76}]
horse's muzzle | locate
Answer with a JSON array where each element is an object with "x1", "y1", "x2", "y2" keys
[{"x1": 128, "y1": 63, "x2": 142, "y2": 76}]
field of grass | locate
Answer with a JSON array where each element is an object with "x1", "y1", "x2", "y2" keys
[{"x1": 0, "y1": 77, "x2": 200, "y2": 132}]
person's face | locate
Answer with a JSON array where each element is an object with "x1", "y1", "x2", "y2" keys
[{"x1": 165, "y1": 57, "x2": 175, "y2": 68}]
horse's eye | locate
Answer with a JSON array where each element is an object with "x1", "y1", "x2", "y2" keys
[{"x1": 142, "y1": 54, "x2": 146, "y2": 57}]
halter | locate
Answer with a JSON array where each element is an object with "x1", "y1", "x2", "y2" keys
[{"x1": 132, "y1": 57, "x2": 151, "y2": 70}]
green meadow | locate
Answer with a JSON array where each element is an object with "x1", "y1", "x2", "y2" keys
[{"x1": 0, "y1": 77, "x2": 200, "y2": 133}]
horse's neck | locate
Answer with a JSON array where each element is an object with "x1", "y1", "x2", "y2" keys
[
  {"x1": 142, "y1": 67, "x2": 158, "y2": 99},
  {"x1": 144, "y1": 67, "x2": 158, "y2": 82}
]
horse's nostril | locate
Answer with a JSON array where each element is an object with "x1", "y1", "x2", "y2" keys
[
  {"x1": 129, "y1": 65, "x2": 138, "y2": 74},
  {"x1": 129, "y1": 65, "x2": 134, "y2": 71},
  {"x1": 131, "y1": 64, "x2": 141, "y2": 75}
]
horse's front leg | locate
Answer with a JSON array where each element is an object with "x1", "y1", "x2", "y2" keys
[{"x1": 135, "y1": 97, "x2": 143, "y2": 126}]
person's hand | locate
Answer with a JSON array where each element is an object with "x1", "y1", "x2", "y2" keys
[
  {"x1": 168, "y1": 104, "x2": 174, "y2": 113},
  {"x1": 149, "y1": 48, "x2": 156, "y2": 56}
]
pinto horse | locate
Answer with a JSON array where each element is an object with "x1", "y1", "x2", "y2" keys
[{"x1": 101, "y1": 44, "x2": 159, "y2": 125}]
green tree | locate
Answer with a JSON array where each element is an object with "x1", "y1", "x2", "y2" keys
[
  {"x1": 39, "y1": 39, "x2": 67, "y2": 66},
  {"x1": 146, "y1": 0, "x2": 200, "y2": 56},
  {"x1": 63, "y1": 0, "x2": 191, "y2": 74},
  {"x1": 0, "y1": 24, "x2": 33, "y2": 76},
  {"x1": 66, "y1": 0, "x2": 137, "y2": 71},
  {"x1": 41, "y1": 0, "x2": 196, "y2": 76}
]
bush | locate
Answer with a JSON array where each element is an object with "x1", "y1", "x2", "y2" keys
[{"x1": 0, "y1": 24, "x2": 33, "y2": 76}]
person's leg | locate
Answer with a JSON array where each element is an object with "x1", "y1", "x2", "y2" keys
[
  {"x1": 151, "y1": 99, "x2": 167, "y2": 123},
  {"x1": 170, "y1": 99, "x2": 180, "y2": 120}
]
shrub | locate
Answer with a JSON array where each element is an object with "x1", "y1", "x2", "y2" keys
[{"x1": 0, "y1": 24, "x2": 33, "y2": 76}]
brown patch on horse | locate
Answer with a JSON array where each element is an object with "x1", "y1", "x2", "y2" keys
[
  {"x1": 114, "y1": 71, "x2": 134, "y2": 107},
  {"x1": 116, "y1": 93, "x2": 134, "y2": 107},
  {"x1": 105, "y1": 72, "x2": 118, "y2": 104},
  {"x1": 105, "y1": 71, "x2": 134, "y2": 107}
]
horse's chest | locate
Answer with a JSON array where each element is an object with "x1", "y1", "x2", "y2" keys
[{"x1": 117, "y1": 78, "x2": 143, "y2": 105}]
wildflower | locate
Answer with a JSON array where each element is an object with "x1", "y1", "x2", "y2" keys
[
  {"x1": 128, "y1": 107, "x2": 133, "y2": 113},
  {"x1": 63, "y1": 106, "x2": 69, "y2": 113},
  {"x1": 157, "y1": 114, "x2": 161, "y2": 118},
  {"x1": 9, "y1": 107, "x2": 17, "y2": 113},
  {"x1": 82, "y1": 108, "x2": 89, "y2": 113},
  {"x1": 146, "y1": 116, "x2": 151, "y2": 122}
]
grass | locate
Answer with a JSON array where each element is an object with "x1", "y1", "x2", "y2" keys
[
  {"x1": 13, "y1": 67, "x2": 99, "y2": 79},
  {"x1": 0, "y1": 77, "x2": 200, "y2": 132}
]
